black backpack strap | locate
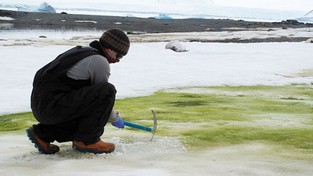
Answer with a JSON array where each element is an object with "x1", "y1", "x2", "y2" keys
[{"x1": 33, "y1": 46, "x2": 99, "y2": 86}]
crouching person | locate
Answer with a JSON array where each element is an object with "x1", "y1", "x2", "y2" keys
[{"x1": 27, "y1": 29, "x2": 130, "y2": 154}]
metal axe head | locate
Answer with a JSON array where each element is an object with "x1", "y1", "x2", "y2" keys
[{"x1": 149, "y1": 110, "x2": 157, "y2": 141}]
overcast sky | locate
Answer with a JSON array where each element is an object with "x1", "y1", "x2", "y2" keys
[
  {"x1": 1, "y1": 0, "x2": 313, "y2": 13},
  {"x1": 214, "y1": 0, "x2": 313, "y2": 11}
]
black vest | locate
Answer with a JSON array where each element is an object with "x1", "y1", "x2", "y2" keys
[
  {"x1": 33, "y1": 46, "x2": 99, "y2": 92},
  {"x1": 31, "y1": 46, "x2": 100, "y2": 116}
]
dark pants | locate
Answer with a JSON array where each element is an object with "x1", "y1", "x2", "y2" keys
[{"x1": 32, "y1": 82, "x2": 116, "y2": 145}]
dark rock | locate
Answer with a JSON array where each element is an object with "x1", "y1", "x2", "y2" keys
[{"x1": 0, "y1": 9, "x2": 312, "y2": 34}]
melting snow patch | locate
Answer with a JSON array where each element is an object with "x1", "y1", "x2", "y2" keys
[
  {"x1": 1, "y1": 134, "x2": 186, "y2": 161},
  {"x1": 0, "y1": 16, "x2": 15, "y2": 21},
  {"x1": 74, "y1": 20, "x2": 98, "y2": 24},
  {"x1": 0, "y1": 134, "x2": 186, "y2": 176},
  {"x1": 306, "y1": 38, "x2": 313, "y2": 43},
  {"x1": 113, "y1": 136, "x2": 187, "y2": 158}
]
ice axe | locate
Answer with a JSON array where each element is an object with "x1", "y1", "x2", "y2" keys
[{"x1": 124, "y1": 110, "x2": 157, "y2": 141}]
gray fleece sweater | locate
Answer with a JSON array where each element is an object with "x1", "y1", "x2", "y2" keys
[{"x1": 66, "y1": 51, "x2": 119, "y2": 123}]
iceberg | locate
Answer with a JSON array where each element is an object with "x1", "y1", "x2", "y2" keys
[
  {"x1": 155, "y1": 13, "x2": 172, "y2": 20},
  {"x1": 16, "y1": 2, "x2": 56, "y2": 13}
]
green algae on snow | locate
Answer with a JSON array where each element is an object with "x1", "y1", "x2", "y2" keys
[
  {"x1": 1, "y1": 85, "x2": 313, "y2": 154},
  {"x1": 0, "y1": 112, "x2": 35, "y2": 132},
  {"x1": 115, "y1": 85, "x2": 313, "y2": 152}
]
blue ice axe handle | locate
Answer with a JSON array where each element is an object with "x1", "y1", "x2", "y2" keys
[
  {"x1": 123, "y1": 110, "x2": 157, "y2": 141},
  {"x1": 123, "y1": 121, "x2": 152, "y2": 132}
]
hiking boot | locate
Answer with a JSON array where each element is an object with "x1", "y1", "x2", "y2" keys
[
  {"x1": 72, "y1": 140, "x2": 115, "y2": 154},
  {"x1": 26, "y1": 127, "x2": 60, "y2": 154}
]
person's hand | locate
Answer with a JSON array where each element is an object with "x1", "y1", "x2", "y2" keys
[{"x1": 111, "y1": 116, "x2": 124, "y2": 129}]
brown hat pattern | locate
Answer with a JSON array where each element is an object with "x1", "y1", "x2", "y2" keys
[{"x1": 100, "y1": 29, "x2": 130, "y2": 56}]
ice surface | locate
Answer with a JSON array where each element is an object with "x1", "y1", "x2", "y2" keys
[
  {"x1": 1, "y1": 29, "x2": 313, "y2": 115},
  {"x1": 0, "y1": 1, "x2": 313, "y2": 175}
]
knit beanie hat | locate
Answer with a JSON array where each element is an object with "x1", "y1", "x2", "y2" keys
[{"x1": 99, "y1": 29, "x2": 130, "y2": 56}]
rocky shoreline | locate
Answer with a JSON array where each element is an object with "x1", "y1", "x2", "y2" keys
[
  {"x1": 1, "y1": 9, "x2": 313, "y2": 43},
  {"x1": 1, "y1": 9, "x2": 313, "y2": 32}
]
